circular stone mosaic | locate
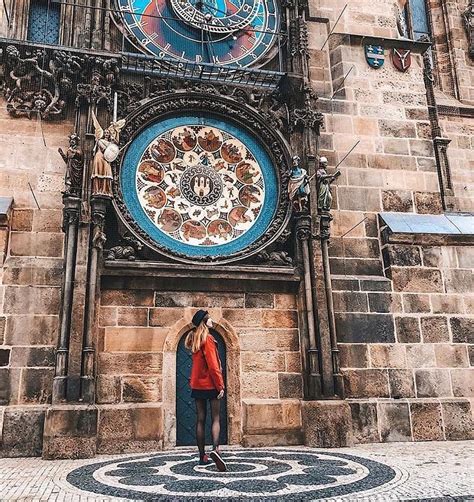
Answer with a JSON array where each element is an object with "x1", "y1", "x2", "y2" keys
[
  {"x1": 66, "y1": 448, "x2": 398, "y2": 501},
  {"x1": 120, "y1": 116, "x2": 278, "y2": 259}
]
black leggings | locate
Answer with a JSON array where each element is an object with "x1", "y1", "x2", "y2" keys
[{"x1": 195, "y1": 398, "x2": 221, "y2": 459}]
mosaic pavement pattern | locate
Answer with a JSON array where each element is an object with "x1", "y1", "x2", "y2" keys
[{"x1": 1, "y1": 442, "x2": 473, "y2": 501}]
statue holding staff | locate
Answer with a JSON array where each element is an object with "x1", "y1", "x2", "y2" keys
[
  {"x1": 288, "y1": 155, "x2": 310, "y2": 212},
  {"x1": 58, "y1": 133, "x2": 83, "y2": 196},
  {"x1": 317, "y1": 157, "x2": 341, "y2": 212}
]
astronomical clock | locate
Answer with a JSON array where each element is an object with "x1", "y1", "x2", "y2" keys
[{"x1": 113, "y1": 0, "x2": 291, "y2": 264}]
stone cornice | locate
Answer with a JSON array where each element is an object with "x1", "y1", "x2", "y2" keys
[{"x1": 329, "y1": 33, "x2": 431, "y2": 54}]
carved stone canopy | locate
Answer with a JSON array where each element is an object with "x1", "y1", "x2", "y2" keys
[
  {"x1": 112, "y1": 92, "x2": 293, "y2": 264},
  {"x1": 464, "y1": 2, "x2": 474, "y2": 59}
]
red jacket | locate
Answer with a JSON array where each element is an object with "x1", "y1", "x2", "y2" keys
[{"x1": 190, "y1": 335, "x2": 225, "y2": 391}]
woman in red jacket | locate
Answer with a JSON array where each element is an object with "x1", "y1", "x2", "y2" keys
[{"x1": 185, "y1": 309, "x2": 227, "y2": 471}]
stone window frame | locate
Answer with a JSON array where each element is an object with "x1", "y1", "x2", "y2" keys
[{"x1": 404, "y1": 0, "x2": 432, "y2": 41}]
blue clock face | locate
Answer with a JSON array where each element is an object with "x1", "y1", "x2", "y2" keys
[
  {"x1": 117, "y1": 0, "x2": 279, "y2": 67},
  {"x1": 120, "y1": 114, "x2": 279, "y2": 258}
]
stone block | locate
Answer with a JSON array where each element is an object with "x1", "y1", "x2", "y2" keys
[
  {"x1": 368, "y1": 293, "x2": 402, "y2": 314},
  {"x1": 0, "y1": 368, "x2": 12, "y2": 404},
  {"x1": 409, "y1": 139, "x2": 434, "y2": 157},
  {"x1": 450, "y1": 318, "x2": 474, "y2": 344},
  {"x1": 242, "y1": 352, "x2": 285, "y2": 373},
  {"x1": 11, "y1": 208, "x2": 33, "y2": 231},
  {"x1": 450, "y1": 369, "x2": 474, "y2": 397},
  {"x1": 5, "y1": 315, "x2": 58, "y2": 345},
  {"x1": 330, "y1": 238, "x2": 380, "y2": 259},
  {"x1": 382, "y1": 190, "x2": 414, "y2": 212},
  {"x1": 443, "y1": 270, "x2": 474, "y2": 294},
  {"x1": 435, "y1": 345, "x2": 469, "y2": 368},
  {"x1": 333, "y1": 291, "x2": 368, "y2": 312},
  {"x1": 336, "y1": 313, "x2": 395, "y2": 343},
  {"x1": 379, "y1": 119, "x2": 416, "y2": 138},
  {"x1": 360, "y1": 278, "x2": 392, "y2": 292},
  {"x1": 154, "y1": 291, "x2": 244, "y2": 308},
  {"x1": 274, "y1": 294, "x2": 297, "y2": 309},
  {"x1": 414, "y1": 192, "x2": 443, "y2": 214},
  {"x1": 0, "y1": 348, "x2": 10, "y2": 366},
  {"x1": 0, "y1": 316, "x2": 5, "y2": 344},
  {"x1": 241, "y1": 372, "x2": 279, "y2": 399},
  {"x1": 456, "y1": 247, "x2": 474, "y2": 269},
  {"x1": 332, "y1": 278, "x2": 360, "y2": 291},
  {"x1": 337, "y1": 187, "x2": 381, "y2": 211},
  {"x1": 32, "y1": 209, "x2": 62, "y2": 232},
  {"x1": 410, "y1": 402, "x2": 443, "y2": 441},
  {"x1": 99, "y1": 353, "x2": 163, "y2": 375},
  {"x1": 148, "y1": 307, "x2": 186, "y2": 327},
  {"x1": 3, "y1": 258, "x2": 64, "y2": 286},
  {"x1": 9, "y1": 232, "x2": 63, "y2": 257},
  {"x1": 431, "y1": 295, "x2": 464, "y2": 314},
  {"x1": 349, "y1": 401, "x2": 379, "y2": 444},
  {"x1": 421, "y1": 317, "x2": 449, "y2": 343},
  {"x1": 369, "y1": 345, "x2": 406, "y2": 368},
  {"x1": 395, "y1": 317, "x2": 421, "y2": 343},
  {"x1": 422, "y1": 247, "x2": 458, "y2": 268},
  {"x1": 104, "y1": 327, "x2": 168, "y2": 352},
  {"x1": 416, "y1": 156, "x2": 437, "y2": 171},
  {"x1": 338, "y1": 344, "x2": 368, "y2": 368},
  {"x1": 388, "y1": 369, "x2": 415, "y2": 398},
  {"x1": 245, "y1": 293, "x2": 274, "y2": 308},
  {"x1": 97, "y1": 405, "x2": 163, "y2": 453},
  {"x1": 343, "y1": 369, "x2": 389, "y2": 398},
  {"x1": 99, "y1": 307, "x2": 117, "y2": 327},
  {"x1": 10, "y1": 347, "x2": 55, "y2": 367},
  {"x1": 96, "y1": 375, "x2": 121, "y2": 404},
  {"x1": 116, "y1": 307, "x2": 148, "y2": 327},
  {"x1": 122, "y1": 376, "x2": 161, "y2": 402},
  {"x1": 406, "y1": 344, "x2": 435, "y2": 367},
  {"x1": 101, "y1": 289, "x2": 154, "y2": 307},
  {"x1": 3, "y1": 286, "x2": 61, "y2": 315},
  {"x1": 368, "y1": 153, "x2": 417, "y2": 171},
  {"x1": 402, "y1": 294, "x2": 431, "y2": 313},
  {"x1": 19, "y1": 368, "x2": 54, "y2": 404},
  {"x1": 391, "y1": 268, "x2": 443, "y2": 293},
  {"x1": 242, "y1": 430, "x2": 303, "y2": 447},
  {"x1": 278, "y1": 373, "x2": 303, "y2": 399},
  {"x1": 243, "y1": 399, "x2": 301, "y2": 434},
  {"x1": 415, "y1": 369, "x2": 452, "y2": 397},
  {"x1": 302, "y1": 400, "x2": 353, "y2": 448},
  {"x1": 382, "y1": 138, "x2": 410, "y2": 155},
  {"x1": 262, "y1": 310, "x2": 298, "y2": 329},
  {"x1": 382, "y1": 245, "x2": 421, "y2": 267},
  {"x1": 378, "y1": 402, "x2": 412, "y2": 442},
  {"x1": 0, "y1": 408, "x2": 45, "y2": 457},
  {"x1": 441, "y1": 401, "x2": 474, "y2": 440},
  {"x1": 284, "y1": 352, "x2": 302, "y2": 373},
  {"x1": 240, "y1": 329, "x2": 299, "y2": 352},
  {"x1": 222, "y1": 308, "x2": 263, "y2": 327},
  {"x1": 330, "y1": 257, "x2": 384, "y2": 276}
]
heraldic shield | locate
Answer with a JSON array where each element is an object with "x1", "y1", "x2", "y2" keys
[
  {"x1": 392, "y1": 48, "x2": 412, "y2": 72},
  {"x1": 365, "y1": 45, "x2": 385, "y2": 68}
]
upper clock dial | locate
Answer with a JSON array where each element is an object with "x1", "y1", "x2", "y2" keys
[{"x1": 118, "y1": 0, "x2": 280, "y2": 67}]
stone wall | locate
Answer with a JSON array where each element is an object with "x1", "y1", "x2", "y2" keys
[
  {"x1": 96, "y1": 289, "x2": 303, "y2": 450},
  {"x1": 0, "y1": 100, "x2": 71, "y2": 455}
]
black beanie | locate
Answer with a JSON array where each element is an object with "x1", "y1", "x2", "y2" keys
[{"x1": 191, "y1": 309, "x2": 209, "y2": 327}]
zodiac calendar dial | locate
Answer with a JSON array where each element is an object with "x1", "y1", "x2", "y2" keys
[
  {"x1": 117, "y1": 0, "x2": 280, "y2": 67},
  {"x1": 120, "y1": 115, "x2": 279, "y2": 259}
]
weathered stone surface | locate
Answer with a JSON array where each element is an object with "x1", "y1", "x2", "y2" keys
[
  {"x1": 99, "y1": 353, "x2": 163, "y2": 374},
  {"x1": 422, "y1": 247, "x2": 458, "y2": 268},
  {"x1": 99, "y1": 307, "x2": 117, "y2": 327},
  {"x1": 9, "y1": 232, "x2": 63, "y2": 258},
  {"x1": 97, "y1": 405, "x2": 163, "y2": 454},
  {"x1": 284, "y1": 352, "x2": 302, "y2": 373},
  {"x1": 450, "y1": 369, "x2": 474, "y2": 397},
  {"x1": 3, "y1": 286, "x2": 61, "y2": 315},
  {"x1": 431, "y1": 295, "x2": 464, "y2": 314},
  {"x1": 262, "y1": 310, "x2": 298, "y2": 329},
  {"x1": 441, "y1": 401, "x2": 474, "y2": 440},
  {"x1": 338, "y1": 344, "x2": 368, "y2": 368},
  {"x1": 102, "y1": 289, "x2": 154, "y2": 307},
  {"x1": 242, "y1": 352, "x2": 285, "y2": 373},
  {"x1": 450, "y1": 318, "x2": 474, "y2": 344},
  {"x1": 243, "y1": 400, "x2": 301, "y2": 434},
  {"x1": 335, "y1": 313, "x2": 395, "y2": 343},
  {"x1": 402, "y1": 294, "x2": 431, "y2": 313},
  {"x1": 410, "y1": 402, "x2": 443, "y2": 441},
  {"x1": 278, "y1": 373, "x2": 303, "y2": 399},
  {"x1": 421, "y1": 317, "x2": 450, "y2": 343},
  {"x1": 391, "y1": 268, "x2": 443, "y2": 293},
  {"x1": 96, "y1": 375, "x2": 121, "y2": 404},
  {"x1": 3, "y1": 258, "x2": 63, "y2": 286},
  {"x1": 443, "y1": 270, "x2": 474, "y2": 294},
  {"x1": 240, "y1": 329, "x2": 299, "y2": 352},
  {"x1": 378, "y1": 402, "x2": 412, "y2": 442},
  {"x1": 10, "y1": 347, "x2": 55, "y2": 367},
  {"x1": 116, "y1": 307, "x2": 148, "y2": 327},
  {"x1": 414, "y1": 192, "x2": 443, "y2": 214},
  {"x1": 383, "y1": 245, "x2": 421, "y2": 267},
  {"x1": 349, "y1": 401, "x2": 379, "y2": 444},
  {"x1": 0, "y1": 348, "x2": 10, "y2": 366},
  {"x1": 360, "y1": 278, "x2": 391, "y2": 292},
  {"x1": 388, "y1": 369, "x2": 415, "y2": 398},
  {"x1": 274, "y1": 294, "x2": 297, "y2": 309},
  {"x1": 378, "y1": 119, "x2": 416, "y2": 138},
  {"x1": 241, "y1": 372, "x2": 279, "y2": 399},
  {"x1": 434, "y1": 345, "x2": 469, "y2": 368},
  {"x1": 245, "y1": 293, "x2": 274, "y2": 308},
  {"x1": 415, "y1": 369, "x2": 452, "y2": 397},
  {"x1": 153, "y1": 291, "x2": 244, "y2": 308},
  {"x1": 337, "y1": 187, "x2": 381, "y2": 211},
  {"x1": 395, "y1": 317, "x2": 421, "y2": 343},
  {"x1": 342, "y1": 369, "x2": 389, "y2": 398},
  {"x1": 333, "y1": 291, "x2": 368, "y2": 312},
  {"x1": 0, "y1": 368, "x2": 11, "y2": 404},
  {"x1": 0, "y1": 408, "x2": 45, "y2": 457},
  {"x1": 406, "y1": 344, "x2": 436, "y2": 368},
  {"x1": 104, "y1": 327, "x2": 168, "y2": 352},
  {"x1": 302, "y1": 401, "x2": 353, "y2": 448},
  {"x1": 330, "y1": 257, "x2": 383, "y2": 276},
  {"x1": 382, "y1": 190, "x2": 413, "y2": 212},
  {"x1": 5, "y1": 315, "x2": 58, "y2": 345},
  {"x1": 122, "y1": 376, "x2": 161, "y2": 403},
  {"x1": 368, "y1": 293, "x2": 402, "y2": 314},
  {"x1": 19, "y1": 368, "x2": 54, "y2": 404},
  {"x1": 369, "y1": 345, "x2": 406, "y2": 368}
]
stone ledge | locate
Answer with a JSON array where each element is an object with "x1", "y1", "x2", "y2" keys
[{"x1": 329, "y1": 33, "x2": 431, "y2": 53}]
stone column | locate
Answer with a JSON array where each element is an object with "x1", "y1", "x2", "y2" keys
[
  {"x1": 80, "y1": 195, "x2": 108, "y2": 403},
  {"x1": 52, "y1": 195, "x2": 81, "y2": 404}
]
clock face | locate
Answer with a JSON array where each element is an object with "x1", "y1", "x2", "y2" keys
[
  {"x1": 120, "y1": 115, "x2": 279, "y2": 258},
  {"x1": 117, "y1": 0, "x2": 279, "y2": 67}
]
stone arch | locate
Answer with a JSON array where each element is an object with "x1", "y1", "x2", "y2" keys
[{"x1": 162, "y1": 315, "x2": 242, "y2": 448}]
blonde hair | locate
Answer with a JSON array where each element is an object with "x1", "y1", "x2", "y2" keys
[{"x1": 185, "y1": 322, "x2": 209, "y2": 353}]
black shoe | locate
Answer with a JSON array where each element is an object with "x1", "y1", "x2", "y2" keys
[{"x1": 209, "y1": 448, "x2": 227, "y2": 472}]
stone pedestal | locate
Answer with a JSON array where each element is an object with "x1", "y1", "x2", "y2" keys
[
  {"x1": 42, "y1": 405, "x2": 98, "y2": 459},
  {"x1": 302, "y1": 400, "x2": 353, "y2": 448}
]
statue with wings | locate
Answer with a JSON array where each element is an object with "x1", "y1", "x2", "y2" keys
[{"x1": 91, "y1": 110, "x2": 125, "y2": 197}]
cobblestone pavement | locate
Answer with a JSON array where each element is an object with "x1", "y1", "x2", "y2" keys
[{"x1": 0, "y1": 441, "x2": 473, "y2": 501}]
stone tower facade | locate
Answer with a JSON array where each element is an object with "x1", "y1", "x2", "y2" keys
[{"x1": 0, "y1": 0, "x2": 472, "y2": 458}]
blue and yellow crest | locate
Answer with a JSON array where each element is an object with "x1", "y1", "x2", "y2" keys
[{"x1": 365, "y1": 45, "x2": 385, "y2": 69}]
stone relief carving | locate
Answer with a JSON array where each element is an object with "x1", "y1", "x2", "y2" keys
[
  {"x1": 58, "y1": 133, "x2": 84, "y2": 196},
  {"x1": 317, "y1": 157, "x2": 341, "y2": 212},
  {"x1": 104, "y1": 234, "x2": 144, "y2": 261},
  {"x1": 463, "y1": 1, "x2": 474, "y2": 58}
]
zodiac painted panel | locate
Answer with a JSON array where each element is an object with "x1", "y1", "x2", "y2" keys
[
  {"x1": 120, "y1": 115, "x2": 278, "y2": 258},
  {"x1": 117, "y1": 0, "x2": 279, "y2": 67}
]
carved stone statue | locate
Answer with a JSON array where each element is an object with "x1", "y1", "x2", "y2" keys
[
  {"x1": 463, "y1": 2, "x2": 474, "y2": 59},
  {"x1": 91, "y1": 111, "x2": 125, "y2": 197},
  {"x1": 396, "y1": 0, "x2": 409, "y2": 38},
  {"x1": 317, "y1": 157, "x2": 341, "y2": 212},
  {"x1": 288, "y1": 155, "x2": 309, "y2": 212},
  {"x1": 58, "y1": 133, "x2": 83, "y2": 196}
]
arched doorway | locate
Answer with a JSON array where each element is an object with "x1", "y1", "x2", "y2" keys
[{"x1": 176, "y1": 330, "x2": 228, "y2": 446}]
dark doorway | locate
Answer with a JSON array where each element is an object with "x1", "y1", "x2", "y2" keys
[{"x1": 176, "y1": 330, "x2": 228, "y2": 446}]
